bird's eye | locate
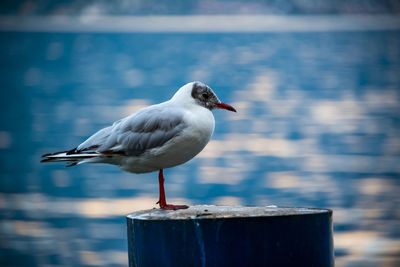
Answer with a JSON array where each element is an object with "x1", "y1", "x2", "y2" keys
[{"x1": 202, "y1": 93, "x2": 209, "y2": 99}]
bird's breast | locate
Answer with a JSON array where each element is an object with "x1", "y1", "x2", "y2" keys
[
  {"x1": 185, "y1": 106, "x2": 215, "y2": 143},
  {"x1": 154, "y1": 107, "x2": 214, "y2": 166}
]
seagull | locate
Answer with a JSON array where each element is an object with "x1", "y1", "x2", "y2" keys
[{"x1": 41, "y1": 82, "x2": 236, "y2": 210}]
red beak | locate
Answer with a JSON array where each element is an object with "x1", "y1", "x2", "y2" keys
[{"x1": 216, "y1": 102, "x2": 236, "y2": 112}]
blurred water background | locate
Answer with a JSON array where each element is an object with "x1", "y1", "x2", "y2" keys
[{"x1": 1, "y1": 1, "x2": 400, "y2": 266}]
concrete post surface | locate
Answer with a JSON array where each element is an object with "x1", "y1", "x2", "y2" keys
[{"x1": 127, "y1": 205, "x2": 334, "y2": 267}]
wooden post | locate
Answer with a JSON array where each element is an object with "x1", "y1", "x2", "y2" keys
[{"x1": 126, "y1": 205, "x2": 333, "y2": 267}]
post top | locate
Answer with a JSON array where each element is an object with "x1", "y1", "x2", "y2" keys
[{"x1": 126, "y1": 205, "x2": 331, "y2": 220}]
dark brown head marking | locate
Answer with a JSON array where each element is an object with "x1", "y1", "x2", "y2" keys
[{"x1": 191, "y1": 82, "x2": 220, "y2": 110}]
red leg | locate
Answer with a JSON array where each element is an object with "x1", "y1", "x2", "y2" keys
[{"x1": 156, "y1": 169, "x2": 188, "y2": 210}]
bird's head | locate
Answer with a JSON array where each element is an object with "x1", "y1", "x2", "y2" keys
[{"x1": 172, "y1": 82, "x2": 236, "y2": 112}]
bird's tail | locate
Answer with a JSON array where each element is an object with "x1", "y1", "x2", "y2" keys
[{"x1": 41, "y1": 149, "x2": 100, "y2": 167}]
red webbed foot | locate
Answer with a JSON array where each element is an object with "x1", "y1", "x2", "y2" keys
[
  {"x1": 156, "y1": 200, "x2": 189, "y2": 210},
  {"x1": 160, "y1": 204, "x2": 189, "y2": 210}
]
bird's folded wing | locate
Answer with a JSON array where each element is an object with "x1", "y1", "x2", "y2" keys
[{"x1": 77, "y1": 106, "x2": 187, "y2": 156}]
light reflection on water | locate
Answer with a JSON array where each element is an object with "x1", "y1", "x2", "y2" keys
[{"x1": 0, "y1": 30, "x2": 400, "y2": 266}]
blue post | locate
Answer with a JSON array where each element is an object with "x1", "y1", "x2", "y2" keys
[{"x1": 126, "y1": 206, "x2": 334, "y2": 267}]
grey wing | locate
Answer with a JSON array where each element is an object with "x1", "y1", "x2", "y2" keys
[
  {"x1": 94, "y1": 107, "x2": 187, "y2": 156},
  {"x1": 76, "y1": 125, "x2": 114, "y2": 152}
]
